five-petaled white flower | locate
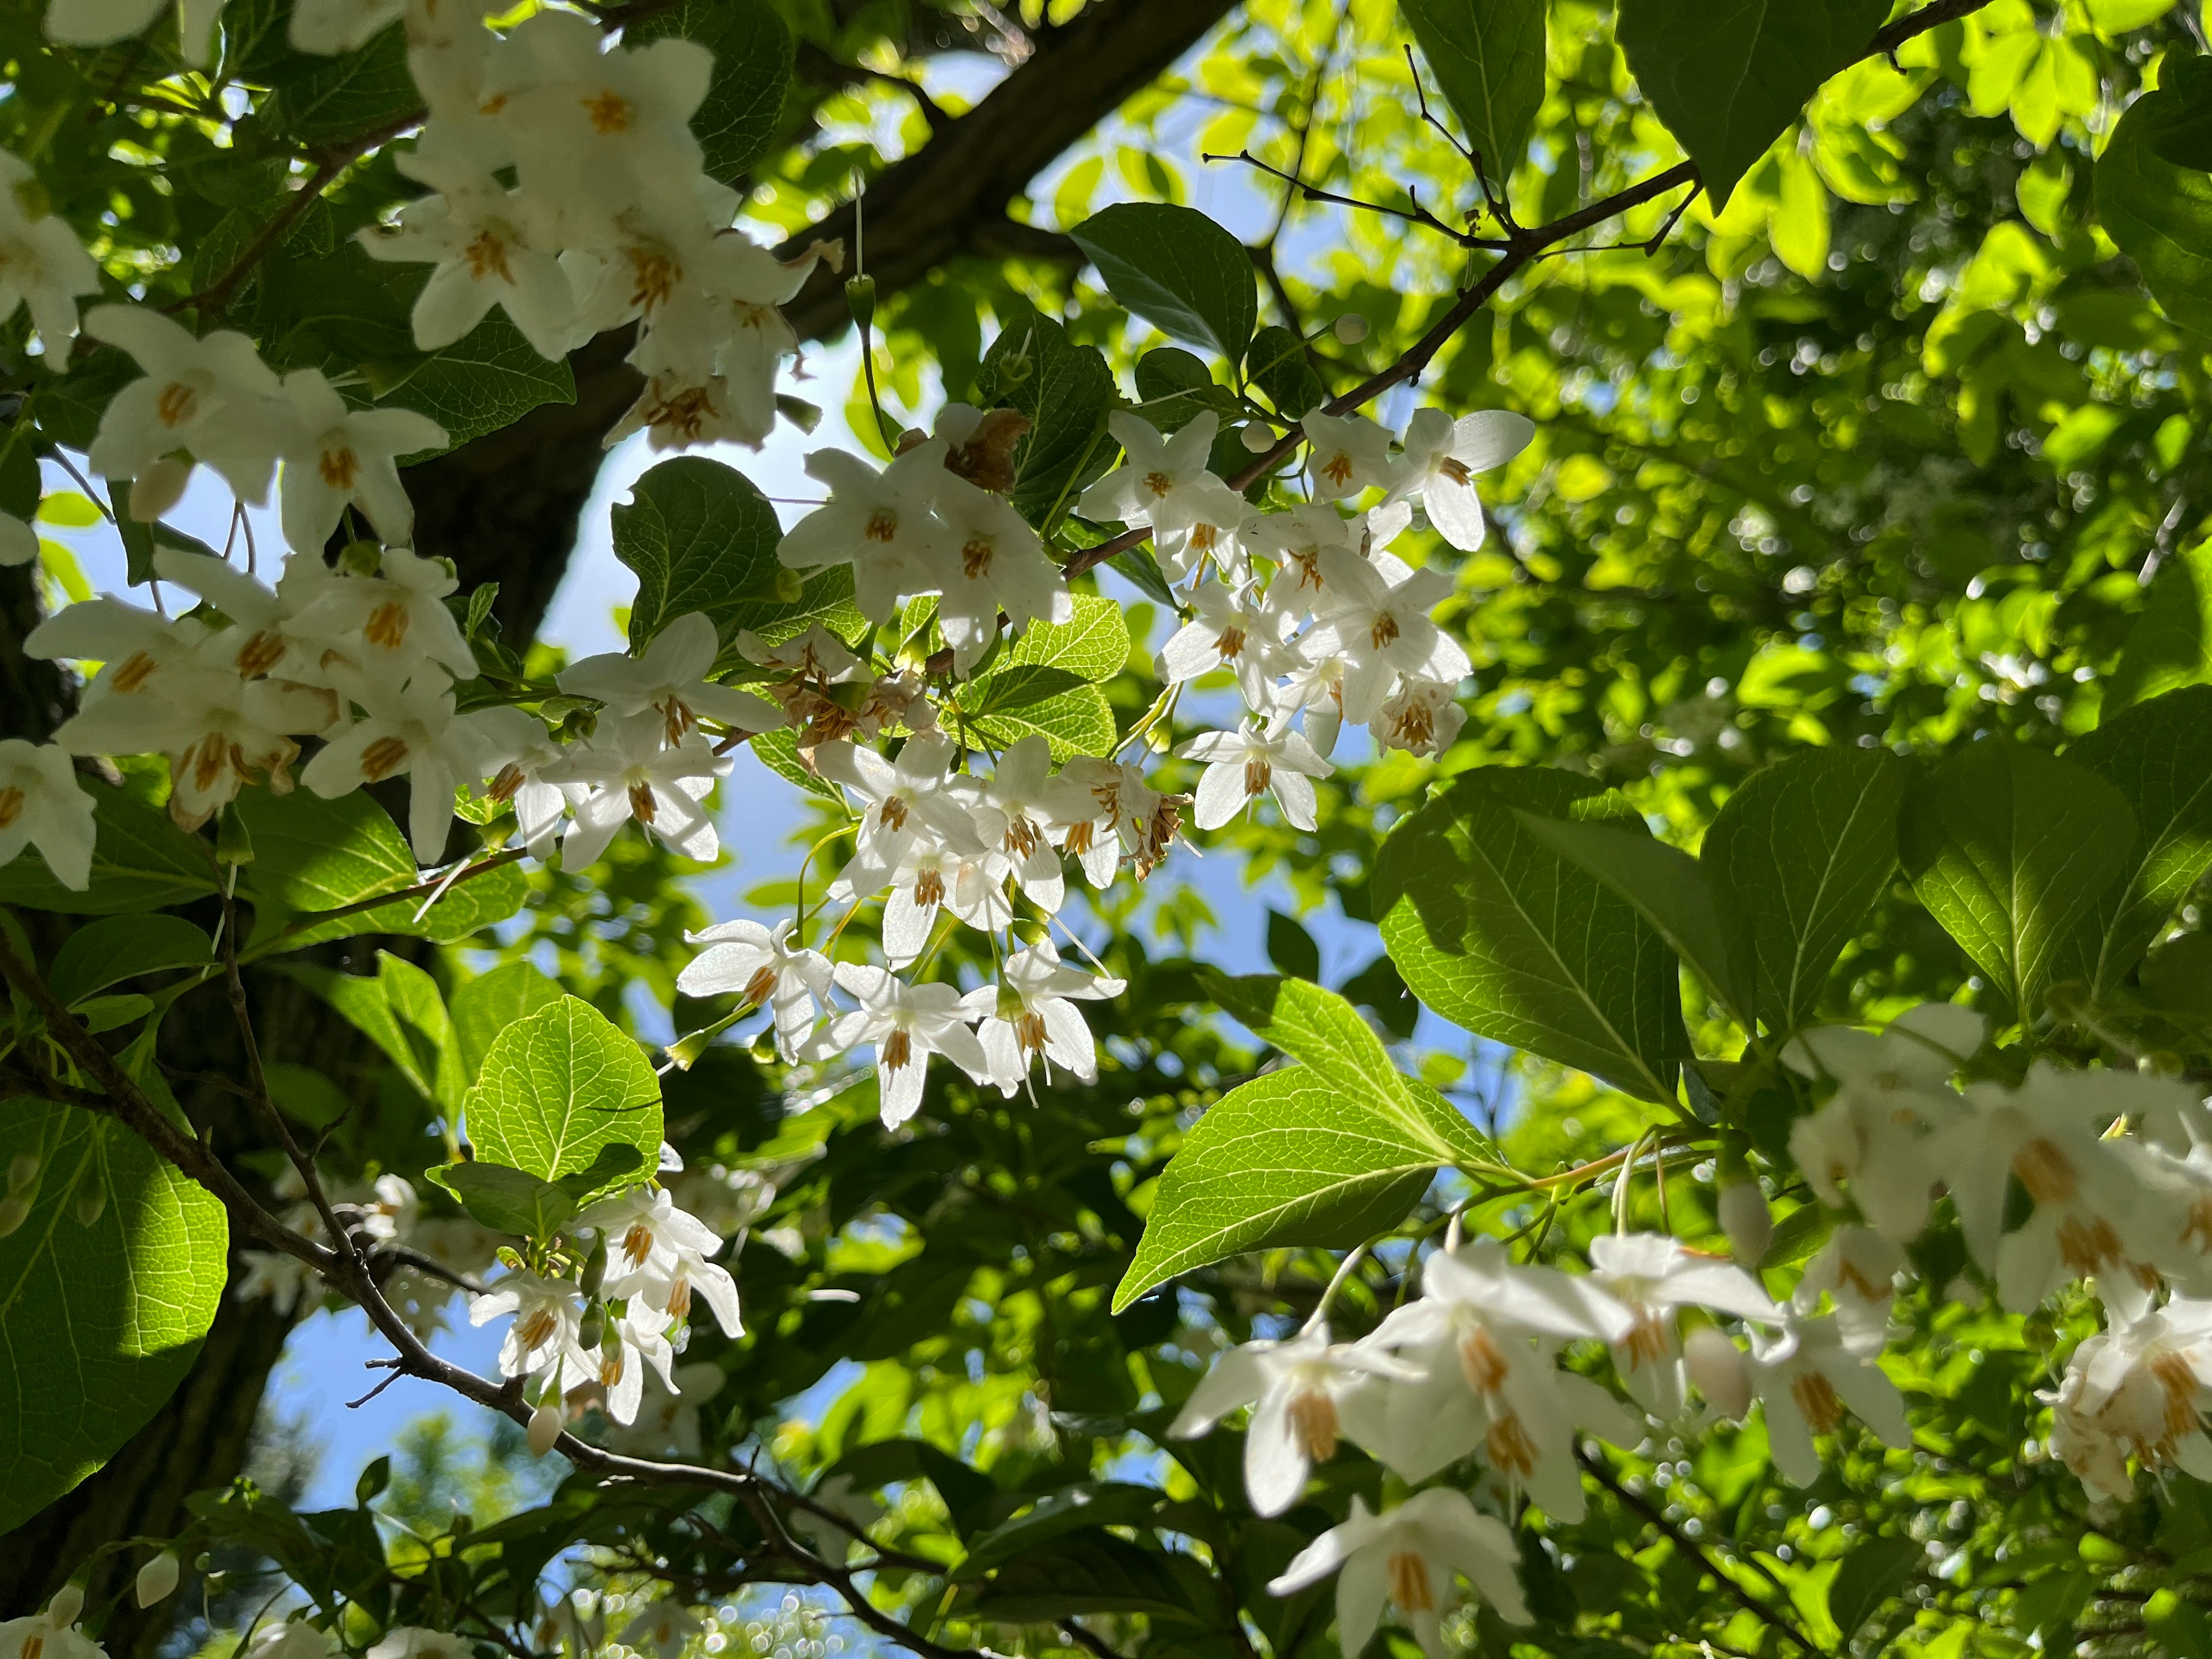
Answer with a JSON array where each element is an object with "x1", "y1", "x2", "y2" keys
[
  {"x1": 1384, "y1": 407, "x2": 1534, "y2": 550},
  {"x1": 543, "y1": 714, "x2": 729, "y2": 869},
  {"x1": 1177, "y1": 719, "x2": 1332, "y2": 832},
  {"x1": 274, "y1": 368, "x2": 448, "y2": 555},
  {"x1": 1585, "y1": 1232, "x2": 1778, "y2": 1416},
  {"x1": 1746, "y1": 1312, "x2": 1912, "y2": 1486},
  {"x1": 1301, "y1": 411, "x2": 1396, "y2": 502},
  {"x1": 558, "y1": 611, "x2": 776, "y2": 744},
  {"x1": 677, "y1": 917, "x2": 835, "y2": 1062},
  {"x1": 810, "y1": 963, "x2": 992, "y2": 1128},
  {"x1": 777, "y1": 443, "x2": 949, "y2": 623},
  {"x1": 964, "y1": 938, "x2": 1126, "y2": 1097},
  {"x1": 85, "y1": 305, "x2": 288, "y2": 510},
  {"x1": 469, "y1": 1267, "x2": 586, "y2": 1382},
  {"x1": 574, "y1": 1184, "x2": 743, "y2": 1338},
  {"x1": 0, "y1": 740, "x2": 95, "y2": 891},
  {"x1": 0, "y1": 153, "x2": 99, "y2": 365},
  {"x1": 1268, "y1": 1489, "x2": 1531, "y2": 1659}
]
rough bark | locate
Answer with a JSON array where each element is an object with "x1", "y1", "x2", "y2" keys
[{"x1": 1, "y1": 0, "x2": 1241, "y2": 1627}]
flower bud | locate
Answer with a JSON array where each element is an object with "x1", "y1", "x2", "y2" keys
[
  {"x1": 1240, "y1": 423, "x2": 1276, "y2": 452},
  {"x1": 577, "y1": 1300, "x2": 605, "y2": 1354},
  {"x1": 128, "y1": 457, "x2": 191, "y2": 523},
  {"x1": 216, "y1": 805, "x2": 256, "y2": 868},
  {"x1": 1684, "y1": 1327, "x2": 1753, "y2": 1422},
  {"x1": 528, "y1": 1399, "x2": 566, "y2": 1457},
  {"x1": 580, "y1": 1233, "x2": 608, "y2": 1298},
  {"x1": 1332, "y1": 313, "x2": 1368, "y2": 344},
  {"x1": 0, "y1": 1194, "x2": 31, "y2": 1237},
  {"x1": 1718, "y1": 1177, "x2": 1771, "y2": 1267},
  {"x1": 7, "y1": 1153, "x2": 38, "y2": 1192},
  {"x1": 47, "y1": 1585, "x2": 84, "y2": 1628},
  {"x1": 337, "y1": 539, "x2": 382, "y2": 577},
  {"x1": 845, "y1": 273, "x2": 877, "y2": 331},
  {"x1": 135, "y1": 1552, "x2": 181, "y2": 1608},
  {"x1": 73, "y1": 1180, "x2": 107, "y2": 1228}
]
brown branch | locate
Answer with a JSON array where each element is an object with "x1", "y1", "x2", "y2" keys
[{"x1": 1868, "y1": 0, "x2": 1995, "y2": 59}]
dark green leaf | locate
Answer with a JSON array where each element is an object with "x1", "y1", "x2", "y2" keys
[
  {"x1": 1264, "y1": 909, "x2": 1321, "y2": 982},
  {"x1": 977, "y1": 303, "x2": 1117, "y2": 524},
  {"x1": 0, "y1": 780, "x2": 216, "y2": 915},
  {"x1": 1246, "y1": 324, "x2": 1327, "y2": 419},
  {"x1": 1614, "y1": 0, "x2": 1891, "y2": 206},
  {"x1": 1402, "y1": 0, "x2": 1548, "y2": 182},
  {"x1": 1826, "y1": 1533, "x2": 1923, "y2": 1640},
  {"x1": 955, "y1": 1483, "x2": 1166, "y2": 1579},
  {"x1": 1375, "y1": 767, "x2": 1684, "y2": 1101},
  {"x1": 2108, "y1": 542, "x2": 2212, "y2": 713},
  {"x1": 1132, "y1": 346, "x2": 1239, "y2": 431},
  {"x1": 1701, "y1": 747, "x2": 1908, "y2": 1034},
  {"x1": 2097, "y1": 74, "x2": 2212, "y2": 336},
  {"x1": 47, "y1": 914, "x2": 211, "y2": 1006},
  {"x1": 380, "y1": 312, "x2": 573, "y2": 452},
  {"x1": 964, "y1": 1532, "x2": 1209, "y2": 1624},
  {"x1": 1070, "y1": 202, "x2": 1257, "y2": 361},
  {"x1": 268, "y1": 26, "x2": 421, "y2": 147},
  {"x1": 1900, "y1": 743, "x2": 2135, "y2": 1018}
]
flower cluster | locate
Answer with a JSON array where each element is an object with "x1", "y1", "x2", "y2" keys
[{"x1": 1168, "y1": 1005, "x2": 2212, "y2": 1656}]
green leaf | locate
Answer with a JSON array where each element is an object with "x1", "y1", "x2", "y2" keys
[
  {"x1": 626, "y1": 0, "x2": 793, "y2": 179},
  {"x1": 2096, "y1": 70, "x2": 2212, "y2": 336},
  {"x1": 1245, "y1": 324, "x2": 1327, "y2": 419},
  {"x1": 1374, "y1": 768, "x2": 1684, "y2": 1101},
  {"x1": 2058, "y1": 685, "x2": 2212, "y2": 994},
  {"x1": 452, "y1": 961, "x2": 566, "y2": 1083},
  {"x1": 287, "y1": 952, "x2": 461, "y2": 1109},
  {"x1": 1070, "y1": 202, "x2": 1257, "y2": 362},
  {"x1": 976, "y1": 304, "x2": 1117, "y2": 525},
  {"x1": 1513, "y1": 812, "x2": 1754, "y2": 1030},
  {"x1": 0, "y1": 780, "x2": 216, "y2": 915},
  {"x1": 429, "y1": 1160, "x2": 578, "y2": 1240},
  {"x1": 381, "y1": 312, "x2": 574, "y2": 452},
  {"x1": 1701, "y1": 748, "x2": 1908, "y2": 1035},
  {"x1": 1402, "y1": 0, "x2": 1548, "y2": 182},
  {"x1": 750, "y1": 727, "x2": 844, "y2": 801},
  {"x1": 2141, "y1": 56, "x2": 2212, "y2": 171},
  {"x1": 1900, "y1": 743, "x2": 2136, "y2": 1019},
  {"x1": 953, "y1": 1484, "x2": 1166, "y2": 1581},
  {"x1": 0, "y1": 1099, "x2": 227, "y2": 1532},
  {"x1": 1614, "y1": 0, "x2": 1891, "y2": 207},
  {"x1": 1003, "y1": 594, "x2": 1134, "y2": 684},
  {"x1": 2109, "y1": 541, "x2": 2212, "y2": 713},
  {"x1": 612, "y1": 456, "x2": 858, "y2": 649},
  {"x1": 956, "y1": 595, "x2": 1129, "y2": 759},
  {"x1": 47, "y1": 915, "x2": 212, "y2": 1006},
  {"x1": 960, "y1": 683, "x2": 1116, "y2": 763},
  {"x1": 1264, "y1": 910, "x2": 1321, "y2": 982},
  {"x1": 464, "y1": 996, "x2": 662, "y2": 1198},
  {"x1": 1114, "y1": 978, "x2": 1494, "y2": 1309},
  {"x1": 267, "y1": 26, "x2": 421, "y2": 147},
  {"x1": 263, "y1": 1062, "x2": 350, "y2": 1128},
  {"x1": 1132, "y1": 346, "x2": 1240, "y2": 431},
  {"x1": 963, "y1": 1532, "x2": 1210, "y2": 1624},
  {"x1": 1826, "y1": 1533, "x2": 1923, "y2": 1642}
]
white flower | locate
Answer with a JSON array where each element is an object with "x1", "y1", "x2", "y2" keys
[
  {"x1": 1785, "y1": 1002, "x2": 1981, "y2": 1243},
  {"x1": 1042, "y1": 757, "x2": 1161, "y2": 888},
  {"x1": 1373, "y1": 676, "x2": 1467, "y2": 757},
  {"x1": 243, "y1": 1621, "x2": 338, "y2": 1659},
  {"x1": 977, "y1": 735, "x2": 1067, "y2": 910},
  {"x1": 84, "y1": 305, "x2": 287, "y2": 506},
  {"x1": 0, "y1": 1589, "x2": 104, "y2": 1659},
  {"x1": 1267, "y1": 1490, "x2": 1530, "y2": 1658},
  {"x1": 543, "y1": 715, "x2": 729, "y2": 869},
  {"x1": 1157, "y1": 580, "x2": 1285, "y2": 713},
  {"x1": 1747, "y1": 1313, "x2": 1911, "y2": 1486},
  {"x1": 813, "y1": 734, "x2": 992, "y2": 890},
  {"x1": 290, "y1": 546, "x2": 479, "y2": 683},
  {"x1": 0, "y1": 152, "x2": 99, "y2": 363},
  {"x1": 559, "y1": 612, "x2": 776, "y2": 743},
  {"x1": 1077, "y1": 412, "x2": 1244, "y2": 581},
  {"x1": 56, "y1": 662, "x2": 335, "y2": 831},
  {"x1": 275, "y1": 369, "x2": 448, "y2": 555},
  {"x1": 1301, "y1": 411, "x2": 1396, "y2": 501},
  {"x1": 44, "y1": 0, "x2": 226, "y2": 62},
  {"x1": 930, "y1": 471, "x2": 1073, "y2": 674},
  {"x1": 301, "y1": 673, "x2": 499, "y2": 862},
  {"x1": 1168, "y1": 1325, "x2": 1419, "y2": 1516},
  {"x1": 1585, "y1": 1232, "x2": 1777, "y2": 1416},
  {"x1": 469, "y1": 1267, "x2": 586, "y2": 1382},
  {"x1": 1302, "y1": 551, "x2": 1469, "y2": 722},
  {"x1": 1384, "y1": 408, "x2": 1533, "y2": 551},
  {"x1": 1277, "y1": 650, "x2": 1349, "y2": 759},
  {"x1": 471, "y1": 704, "x2": 572, "y2": 856},
  {"x1": 288, "y1": 0, "x2": 403, "y2": 53},
  {"x1": 147, "y1": 547, "x2": 329, "y2": 684},
  {"x1": 575, "y1": 1184, "x2": 743, "y2": 1338},
  {"x1": 738, "y1": 622, "x2": 863, "y2": 685},
  {"x1": 0, "y1": 740, "x2": 94, "y2": 891},
  {"x1": 366, "y1": 1630, "x2": 473, "y2": 1659},
  {"x1": 1930, "y1": 1060, "x2": 2156, "y2": 1312},
  {"x1": 869, "y1": 843, "x2": 1012, "y2": 968},
  {"x1": 812, "y1": 963, "x2": 992, "y2": 1127},
  {"x1": 1177, "y1": 719, "x2": 1332, "y2": 832},
  {"x1": 2047, "y1": 1298, "x2": 2212, "y2": 1501},
  {"x1": 1245, "y1": 501, "x2": 1358, "y2": 600},
  {"x1": 777, "y1": 442, "x2": 949, "y2": 623},
  {"x1": 1792, "y1": 1225, "x2": 1907, "y2": 1352},
  {"x1": 964, "y1": 939, "x2": 1126, "y2": 1097},
  {"x1": 618, "y1": 1604, "x2": 703, "y2": 1659},
  {"x1": 359, "y1": 142, "x2": 579, "y2": 359},
  {"x1": 677, "y1": 918, "x2": 834, "y2": 1062}
]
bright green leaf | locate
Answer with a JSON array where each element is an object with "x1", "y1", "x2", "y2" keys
[
  {"x1": 464, "y1": 996, "x2": 663, "y2": 1197},
  {"x1": 1070, "y1": 202, "x2": 1257, "y2": 362},
  {"x1": 1402, "y1": 0, "x2": 1548, "y2": 184},
  {"x1": 452, "y1": 961, "x2": 566, "y2": 1083}
]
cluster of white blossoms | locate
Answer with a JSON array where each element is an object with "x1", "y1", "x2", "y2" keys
[{"x1": 1168, "y1": 1005, "x2": 2212, "y2": 1657}]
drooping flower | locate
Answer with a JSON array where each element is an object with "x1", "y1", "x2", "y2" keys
[
  {"x1": 1177, "y1": 719, "x2": 1332, "y2": 832},
  {"x1": 274, "y1": 368, "x2": 448, "y2": 555},
  {"x1": 543, "y1": 716, "x2": 730, "y2": 869},
  {"x1": 964, "y1": 939, "x2": 1126, "y2": 1097},
  {"x1": 0, "y1": 151, "x2": 99, "y2": 363},
  {"x1": 777, "y1": 443, "x2": 950, "y2": 623},
  {"x1": 1301, "y1": 411, "x2": 1396, "y2": 502},
  {"x1": 1746, "y1": 1312, "x2": 1911, "y2": 1486},
  {"x1": 84, "y1": 305, "x2": 288, "y2": 508},
  {"x1": 1267, "y1": 1490, "x2": 1531, "y2": 1658},
  {"x1": 574, "y1": 1185, "x2": 743, "y2": 1338},
  {"x1": 0, "y1": 740, "x2": 95, "y2": 891},
  {"x1": 1384, "y1": 407, "x2": 1535, "y2": 551},
  {"x1": 2046, "y1": 1297, "x2": 2212, "y2": 1501},
  {"x1": 676, "y1": 917, "x2": 834, "y2": 1062},
  {"x1": 1301, "y1": 550, "x2": 1469, "y2": 722},
  {"x1": 558, "y1": 612, "x2": 777, "y2": 744},
  {"x1": 1585, "y1": 1232, "x2": 1777, "y2": 1416},
  {"x1": 300, "y1": 672, "x2": 500, "y2": 862},
  {"x1": 469, "y1": 1267, "x2": 587, "y2": 1383},
  {"x1": 810, "y1": 963, "x2": 993, "y2": 1128},
  {"x1": 930, "y1": 470, "x2": 1073, "y2": 675}
]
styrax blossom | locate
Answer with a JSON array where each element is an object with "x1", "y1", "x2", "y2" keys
[
  {"x1": 293, "y1": 547, "x2": 479, "y2": 683},
  {"x1": 1374, "y1": 675, "x2": 1467, "y2": 758},
  {"x1": 1747, "y1": 1313, "x2": 1911, "y2": 1486},
  {"x1": 0, "y1": 1585, "x2": 101, "y2": 1659},
  {"x1": 469, "y1": 1267, "x2": 587, "y2": 1383},
  {"x1": 0, "y1": 151, "x2": 98, "y2": 362},
  {"x1": 1168, "y1": 1325, "x2": 1421, "y2": 1517},
  {"x1": 1384, "y1": 407, "x2": 1535, "y2": 551},
  {"x1": 875, "y1": 843, "x2": 1012, "y2": 967},
  {"x1": 965, "y1": 939, "x2": 1126, "y2": 1097},
  {"x1": 1177, "y1": 719, "x2": 1332, "y2": 832},
  {"x1": 85, "y1": 305, "x2": 289, "y2": 509},
  {"x1": 778, "y1": 442, "x2": 950, "y2": 623},
  {"x1": 558, "y1": 612, "x2": 776, "y2": 743},
  {"x1": 543, "y1": 715, "x2": 729, "y2": 868},
  {"x1": 1302, "y1": 550, "x2": 1469, "y2": 722},
  {"x1": 812, "y1": 963, "x2": 993, "y2": 1127},
  {"x1": 930, "y1": 469, "x2": 1073, "y2": 675},
  {"x1": 44, "y1": 0, "x2": 226, "y2": 60},
  {"x1": 2047, "y1": 1297, "x2": 2212, "y2": 1501},
  {"x1": 1786, "y1": 1002, "x2": 1982, "y2": 1242},
  {"x1": 1792, "y1": 1225, "x2": 1906, "y2": 1350},
  {"x1": 1043, "y1": 756, "x2": 1160, "y2": 888},
  {"x1": 146, "y1": 547, "x2": 327, "y2": 684},
  {"x1": 274, "y1": 369, "x2": 449, "y2": 555},
  {"x1": 1268, "y1": 1490, "x2": 1531, "y2": 1659},
  {"x1": 1077, "y1": 412, "x2": 1243, "y2": 579},
  {"x1": 1157, "y1": 580, "x2": 1285, "y2": 711},
  {"x1": 1301, "y1": 411, "x2": 1396, "y2": 501},
  {"x1": 0, "y1": 740, "x2": 94, "y2": 891},
  {"x1": 301, "y1": 673, "x2": 500, "y2": 862},
  {"x1": 814, "y1": 734, "x2": 990, "y2": 890},
  {"x1": 619, "y1": 1604, "x2": 704, "y2": 1659},
  {"x1": 1585, "y1": 1232, "x2": 1778, "y2": 1416},
  {"x1": 366, "y1": 1630, "x2": 474, "y2": 1659},
  {"x1": 977, "y1": 736, "x2": 1067, "y2": 910},
  {"x1": 471, "y1": 704, "x2": 572, "y2": 856},
  {"x1": 677, "y1": 917, "x2": 834, "y2": 1062}
]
